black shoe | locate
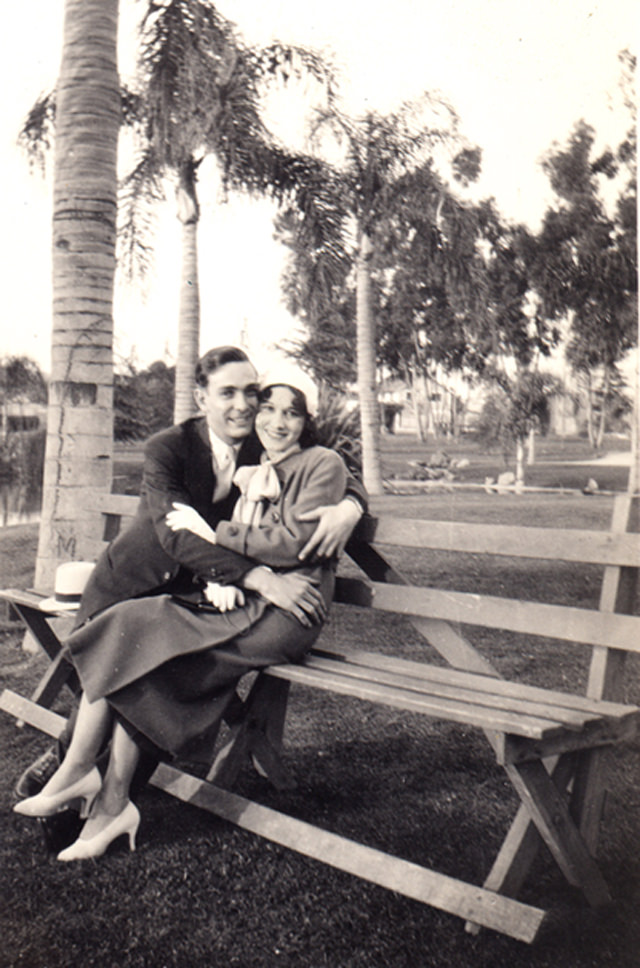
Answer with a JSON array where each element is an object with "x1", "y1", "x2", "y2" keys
[
  {"x1": 14, "y1": 746, "x2": 60, "y2": 799},
  {"x1": 39, "y1": 811, "x2": 84, "y2": 855}
]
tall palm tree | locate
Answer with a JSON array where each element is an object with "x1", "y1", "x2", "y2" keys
[
  {"x1": 34, "y1": 0, "x2": 120, "y2": 589},
  {"x1": 301, "y1": 98, "x2": 465, "y2": 494},
  {"x1": 121, "y1": 0, "x2": 335, "y2": 422}
]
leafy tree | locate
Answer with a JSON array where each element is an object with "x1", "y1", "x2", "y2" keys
[
  {"x1": 114, "y1": 359, "x2": 175, "y2": 440},
  {"x1": 476, "y1": 371, "x2": 559, "y2": 487},
  {"x1": 279, "y1": 95, "x2": 471, "y2": 493},
  {"x1": 0, "y1": 356, "x2": 47, "y2": 409},
  {"x1": 0, "y1": 356, "x2": 47, "y2": 495},
  {"x1": 375, "y1": 171, "x2": 491, "y2": 439},
  {"x1": 33, "y1": 0, "x2": 120, "y2": 588},
  {"x1": 533, "y1": 112, "x2": 637, "y2": 448},
  {"x1": 277, "y1": 200, "x2": 356, "y2": 389}
]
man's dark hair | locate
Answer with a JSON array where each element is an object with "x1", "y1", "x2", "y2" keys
[{"x1": 195, "y1": 346, "x2": 252, "y2": 387}]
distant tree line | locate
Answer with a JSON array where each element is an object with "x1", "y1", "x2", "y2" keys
[{"x1": 113, "y1": 360, "x2": 175, "y2": 441}]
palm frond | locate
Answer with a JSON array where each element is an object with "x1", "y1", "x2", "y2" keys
[
  {"x1": 117, "y1": 150, "x2": 165, "y2": 281},
  {"x1": 17, "y1": 91, "x2": 56, "y2": 174},
  {"x1": 313, "y1": 388, "x2": 362, "y2": 475}
]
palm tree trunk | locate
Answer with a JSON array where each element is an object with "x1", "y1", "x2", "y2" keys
[
  {"x1": 35, "y1": 0, "x2": 120, "y2": 591},
  {"x1": 173, "y1": 159, "x2": 201, "y2": 425},
  {"x1": 355, "y1": 227, "x2": 383, "y2": 494}
]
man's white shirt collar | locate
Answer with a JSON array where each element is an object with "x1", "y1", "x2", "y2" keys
[{"x1": 207, "y1": 427, "x2": 243, "y2": 468}]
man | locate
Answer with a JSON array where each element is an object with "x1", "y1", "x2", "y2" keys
[{"x1": 18, "y1": 346, "x2": 365, "y2": 799}]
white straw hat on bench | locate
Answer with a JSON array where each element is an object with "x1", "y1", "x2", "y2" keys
[{"x1": 39, "y1": 561, "x2": 95, "y2": 612}]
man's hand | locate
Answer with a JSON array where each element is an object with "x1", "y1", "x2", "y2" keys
[
  {"x1": 297, "y1": 498, "x2": 362, "y2": 560},
  {"x1": 204, "y1": 581, "x2": 245, "y2": 612},
  {"x1": 242, "y1": 567, "x2": 327, "y2": 628}
]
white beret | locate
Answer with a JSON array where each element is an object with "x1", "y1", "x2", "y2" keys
[{"x1": 259, "y1": 362, "x2": 319, "y2": 416}]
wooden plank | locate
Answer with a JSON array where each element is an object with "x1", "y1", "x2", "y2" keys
[
  {"x1": 0, "y1": 589, "x2": 48, "y2": 609},
  {"x1": 504, "y1": 759, "x2": 611, "y2": 907},
  {"x1": 151, "y1": 763, "x2": 547, "y2": 944},
  {"x1": 0, "y1": 689, "x2": 67, "y2": 739},
  {"x1": 302, "y1": 655, "x2": 598, "y2": 731},
  {"x1": 87, "y1": 493, "x2": 140, "y2": 516},
  {"x1": 309, "y1": 647, "x2": 638, "y2": 719},
  {"x1": 343, "y1": 543, "x2": 500, "y2": 677},
  {"x1": 340, "y1": 580, "x2": 640, "y2": 652},
  {"x1": 497, "y1": 713, "x2": 639, "y2": 764},
  {"x1": 364, "y1": 516, "x2": 640, "y2": 567},
  {"x1": 266, "y1": 664, "x2": 569, "y2": 739}
]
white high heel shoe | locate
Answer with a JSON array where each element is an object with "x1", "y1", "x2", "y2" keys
[
  {"x1": 13, "y1": 766, "x2": 102, "y2": 819},
  {"x1": 57, "y1": 801, "x2": 140, "y2": 862}
]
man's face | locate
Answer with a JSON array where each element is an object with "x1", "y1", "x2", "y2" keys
[{"x1": 194, "y1": 361, "x2": 259, "y2": 444}]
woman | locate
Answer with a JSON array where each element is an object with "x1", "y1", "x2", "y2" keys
[{"x1": 14, "y1": 366, "x2": 348, "y2": 861}]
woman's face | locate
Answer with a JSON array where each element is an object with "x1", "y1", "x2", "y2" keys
[{"x1": 255, "y1": 385, "x2": 306, "y2": 457}]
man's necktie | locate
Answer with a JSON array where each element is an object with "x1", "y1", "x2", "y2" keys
[{"x1": 212, "y1": 445, "x2": 236, "y2": 503}]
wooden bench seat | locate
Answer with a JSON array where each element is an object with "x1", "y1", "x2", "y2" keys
[
  {"x1": 2, "y1": 489, "x2": 639, "y2": 944},
  {"x1": 268, "y1": 647, "x2": 639, "y2": 748}
]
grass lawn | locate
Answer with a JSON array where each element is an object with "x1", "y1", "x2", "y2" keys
[{"x1": 1, "y1": 445, "x2": 639, "y2": 967}]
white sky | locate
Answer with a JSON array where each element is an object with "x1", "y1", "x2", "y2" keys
[{"x1": 0, "y1": 0, "x2": 636, "y2": 374}]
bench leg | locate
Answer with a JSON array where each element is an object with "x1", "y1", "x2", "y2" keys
[
  {"x1": 207, "y1": 675, "x2": 295, "y2": 791},
  {"x1": 465, "y1": 753, "x2": 576, "y2": 934},
  {"x1": 30, "y1": 651, "x2": 79, "y2": 707},
  {"x1": 571, "y1": 646, "x2": 630, "y2": 853},
  {"x1": 570, "y1": 747, "x2": 609, "y2": 855},
  {"x1": 13, "y1": 606, "x2": 65, "y2": 664},
  {"x1": 11, "y1": 604, "x2": 79, "y2": 709},
  {"x1": 504, "y1": 758, "x2": 611, "y2": 908}
]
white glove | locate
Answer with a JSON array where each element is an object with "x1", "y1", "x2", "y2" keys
[
  {"x1": 204, "y1": 581, "x2": 245, "y2": 612},
  {"x1": 166, "y1": 502, "x2": 217, "y2": 543}
]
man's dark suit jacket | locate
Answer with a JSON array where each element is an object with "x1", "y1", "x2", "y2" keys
[{"x1": 75, "y1": 417, "x2": 263, "y2": 626}]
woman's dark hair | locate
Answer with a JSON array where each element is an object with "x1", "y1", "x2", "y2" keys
[
  {"x1": 259, "y1": 385, "x2": 318, "y2": 449},
  {"x1": 195, "y1": 346, "x2": 251, "y2": 387}
]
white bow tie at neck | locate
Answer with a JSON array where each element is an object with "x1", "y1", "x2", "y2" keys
[{"x1": 232, "y1": 463, "x2": 281, "y2": 525}]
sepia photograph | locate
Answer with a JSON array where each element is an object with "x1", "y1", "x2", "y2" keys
[{"x1": 1, "y1": 1, "x2": 638, "y2": 965}]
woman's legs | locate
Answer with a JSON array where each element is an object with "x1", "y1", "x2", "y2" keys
[
  {"x1": 39, "y1": 692, "x2": 112, "y2": 796},
  {"x1": 78, "y1": 721, "x2": 141, "y2": 840}
]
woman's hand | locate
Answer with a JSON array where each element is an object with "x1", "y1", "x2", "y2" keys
[
  {"x1": 241, "y1": 567, "x2": 327, "y2": 628},
  {"x1": 166, "y1": 502, "x2": 217, "y2": 544},
  {"x1": 204, "y1": 581, "x2": 245, "y2": 611}
]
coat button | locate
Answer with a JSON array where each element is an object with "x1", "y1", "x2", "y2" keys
[
  {"x1": 271, "y1": 511, "x2": 280, "y2": 522},
  {"x1": 163, "y1": 571, "x2": 171, "y2": 582},
  {"x1": 228, "y1": 525, "x2": 239, "y2": 537}
]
